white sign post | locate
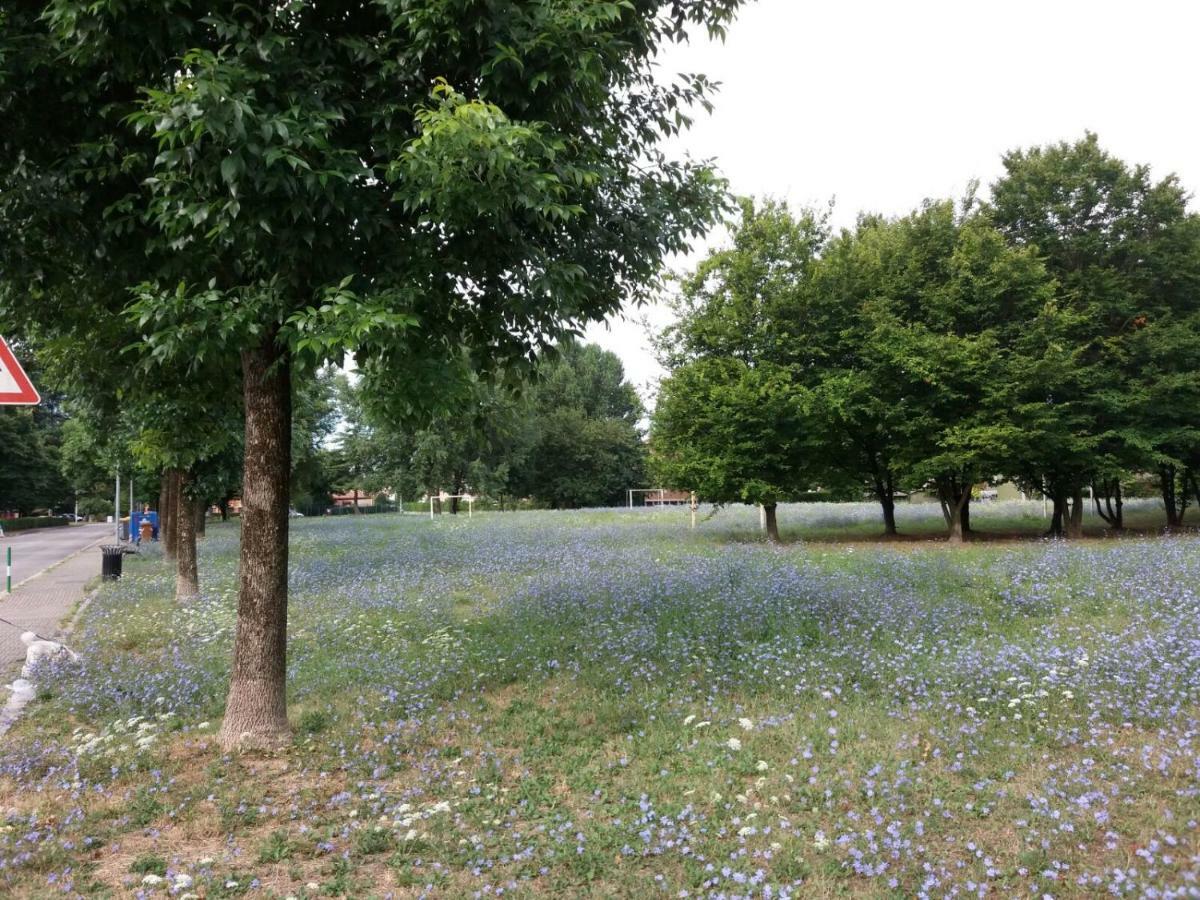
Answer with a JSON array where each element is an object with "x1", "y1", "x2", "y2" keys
[{"x1": 0, "y1": 337, "x2": 40, "y2": 406}]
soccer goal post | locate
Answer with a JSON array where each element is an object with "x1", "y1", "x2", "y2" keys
[
  {"x1": 626, "y1": 488, "x2": 692, "y2": 508},
  {"x1": 428, "y1": 491, "x2": 476, "y2": 519}
]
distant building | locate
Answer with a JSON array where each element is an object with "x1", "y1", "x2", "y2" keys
[{"x1": 332, "y1": 491, "x2": 374, "y2": 509}]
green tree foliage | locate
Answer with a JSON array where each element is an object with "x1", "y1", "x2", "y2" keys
[
  {"x1": 0, "y1": 408, "x2": 71, "y2": 515},
  {"x1": 831, "y1": 200, "x2": 1053, "y2": 541},
  {"x1": 654, "y1": 136, "x2": 1200, "y2": 542},
  {"x1": 290, "y1": 369, "x2": 340, "y2": 513},
  {"x1": 652, "y1": 357, "x2": 801, "y2": 540},
  {"x1": 333, "y1": 343, "x2": 645, "y2": 511},
  {"x1": 0, "y1": 347, "x2": 72, "y2": 515},
  {"x1": 652, "y1": 199, "x2": 824, "y2": 539},
  {"x1": 989, "y1": 133, "x2": 1200, "y2": 531},
  {"x1": 513, "y1": 343, "x2": 646, "y2": 508},
  {"x1": 2, "y1": 0, "x2": 744, "y2": 748}
]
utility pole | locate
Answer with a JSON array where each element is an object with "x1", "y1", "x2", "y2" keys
[{"x1": 114, "y1": 471, "x2": 121, "y2": 543}]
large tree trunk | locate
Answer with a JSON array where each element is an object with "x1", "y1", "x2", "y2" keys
[
  {"x1": 1047, "y1": 486, "x2": 1066, "y2": 537},
  {"x1": 937, "y1": 476, "x2": 971, "y2": 544},
  {"x1": 1160, "y1": 465, "x2": 1184, "y2": 529},
  {"x1": 880, "y1": 495, "x2": 897, "y2": 536},
  {"x1": 219, "y1": 495, "x2": 230, "y2": 522},
  {"x1": 763, "y1": 502, "x2": 780, "y2": 543},
  {"x1": 1067, "y1": 485, "x2": 1085, "y2": 538},
  {"x1": 871, "y1": 466, "x2": 898, "y2": 536},
  {"x1": 175, "y1": 472, "x2": 200, "y2": 602},
  {"x1": 1092, "y1": 477, "x2": 1124, "y2": 531},
  {"x1": 220, "y1": 333, "x2": 292, "y2": 752}
]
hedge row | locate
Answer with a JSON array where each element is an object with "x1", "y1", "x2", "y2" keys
[{"x1": 1, "y1": 516, "x2": 70, "y2": 533}]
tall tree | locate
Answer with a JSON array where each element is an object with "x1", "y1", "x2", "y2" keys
[
  {"x1": 511, "y1": 343, "x2": 647, "y2": 508},
  {"x1": 856, "y1": 200, "x2": 1052, "y2": 542},
  {"x1": 3, "y1": 1, "x2": 743, "y2": 748},
  {"x1": 802, "y1": 213, "x2": 915, "y2": 534},
  {"x1": 654, "y1": 199, "x2": 827, "y2": 537},
  {"x1": 989, "y1": 134, "x2": 1200, "y2": 534},
  {"x1": 652, "y1": 357, "x2": 805, "y2": 541}
]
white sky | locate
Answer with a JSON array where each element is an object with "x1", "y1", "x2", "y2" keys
[{"x1": 584, "y1": 0, "x2": 1200, "y2": 403}]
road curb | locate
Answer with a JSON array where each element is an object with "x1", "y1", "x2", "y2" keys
[
  {"x1": 0, "y1": 541, "x2": 109, "y2": 740},
  {"x1": 6, "y1": 533, "x2": 111, "y2": 594}
]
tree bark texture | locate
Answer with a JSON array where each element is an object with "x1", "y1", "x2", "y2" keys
[
  {"x1": 872, "y1": 468, "x2": 898, "y2": 536},
  {"x1": 220, "y1": 333, "x2": 293, "y2": 751},
  {"x1": 1048, "y1": 488, "x2": 1066, "y2": 537},
  {"x1": 158, "y1": 473, "x2": 169, "y2": 545},
  {"x1": 1092, "y1": 477, "x2": 1124, "y2": 531},
  {"x1": 175, "y1": 471, "x2": 200, "y2": 602},
  {"x1": 1067, "y1": 485, "x2": 1085, "y2": 539},
  {"x1": 1161, "y1": 465, "x2": 1187, "y2": 528},
  {"x1": 880, "y1": 498, "x2": 897, "y2": 536},
  {"x1": 162, "y1": 468, "x2": 179, "y2": 561},
  {"x1": 936, "y1": 475, "x2": 971, "y2": 544},
  {"x1": 763, "y1": 502, "x2": 780, "y2": 543}
]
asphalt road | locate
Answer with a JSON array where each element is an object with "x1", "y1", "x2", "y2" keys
[{"x1": 1, "y1": 523, "x2": 112, "y2": 588}]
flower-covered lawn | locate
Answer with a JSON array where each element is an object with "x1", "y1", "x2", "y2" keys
[{"x1": 2, "y1": 503, "x2": 1198, "y2": 898}]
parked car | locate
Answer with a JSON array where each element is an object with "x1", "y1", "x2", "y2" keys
[
  {"x1": 288, "y1": 508, "x2": 305, "y2": 518},
  {"x1": 58, "y1": 513, "x2": 85, "y2": 522}
]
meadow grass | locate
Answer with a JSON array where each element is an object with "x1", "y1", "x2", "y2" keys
[{"x1": 1, "y1": 501, "x2": 1197, "y2": 898}]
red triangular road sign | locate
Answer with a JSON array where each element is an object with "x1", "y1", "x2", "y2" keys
[{"x1": 0, "y1": 336, "x2": 41, "y2": 405}]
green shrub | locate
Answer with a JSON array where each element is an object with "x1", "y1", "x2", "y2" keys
[{"x1": 0, "y1": 516, "x2": 70, "y2": 532}]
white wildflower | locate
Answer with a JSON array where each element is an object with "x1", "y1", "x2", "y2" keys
[{"x1": 727, "y1": 737, "x2": 742, "y2": 751}]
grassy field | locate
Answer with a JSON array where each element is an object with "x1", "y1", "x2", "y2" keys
[{"x1": 1, "y1": 501, "x2": 1198, "y2": 898}]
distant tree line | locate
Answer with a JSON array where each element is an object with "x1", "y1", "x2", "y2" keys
[
  {"x1": 652, "y1": 135, "x2": 1200, "y2": 541},
  {"x1": 324, "y1": 343, "x2": 646, "y2": 512},
  {"x1": 0, "y1": 349, "x2": 71, "y2": 516}
]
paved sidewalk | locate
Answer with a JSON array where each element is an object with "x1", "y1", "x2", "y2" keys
[{"x1": 0, "y1": 540, "x2": 104, "y2": 677}]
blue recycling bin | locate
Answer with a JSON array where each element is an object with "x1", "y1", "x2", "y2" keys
[{"x1": 130, "y1": 510, "x2": 160, "y2": 542}]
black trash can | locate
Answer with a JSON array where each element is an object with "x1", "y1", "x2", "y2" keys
[{"x1": 100, "y1": 545, "x2": 124, "y2": 580}]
